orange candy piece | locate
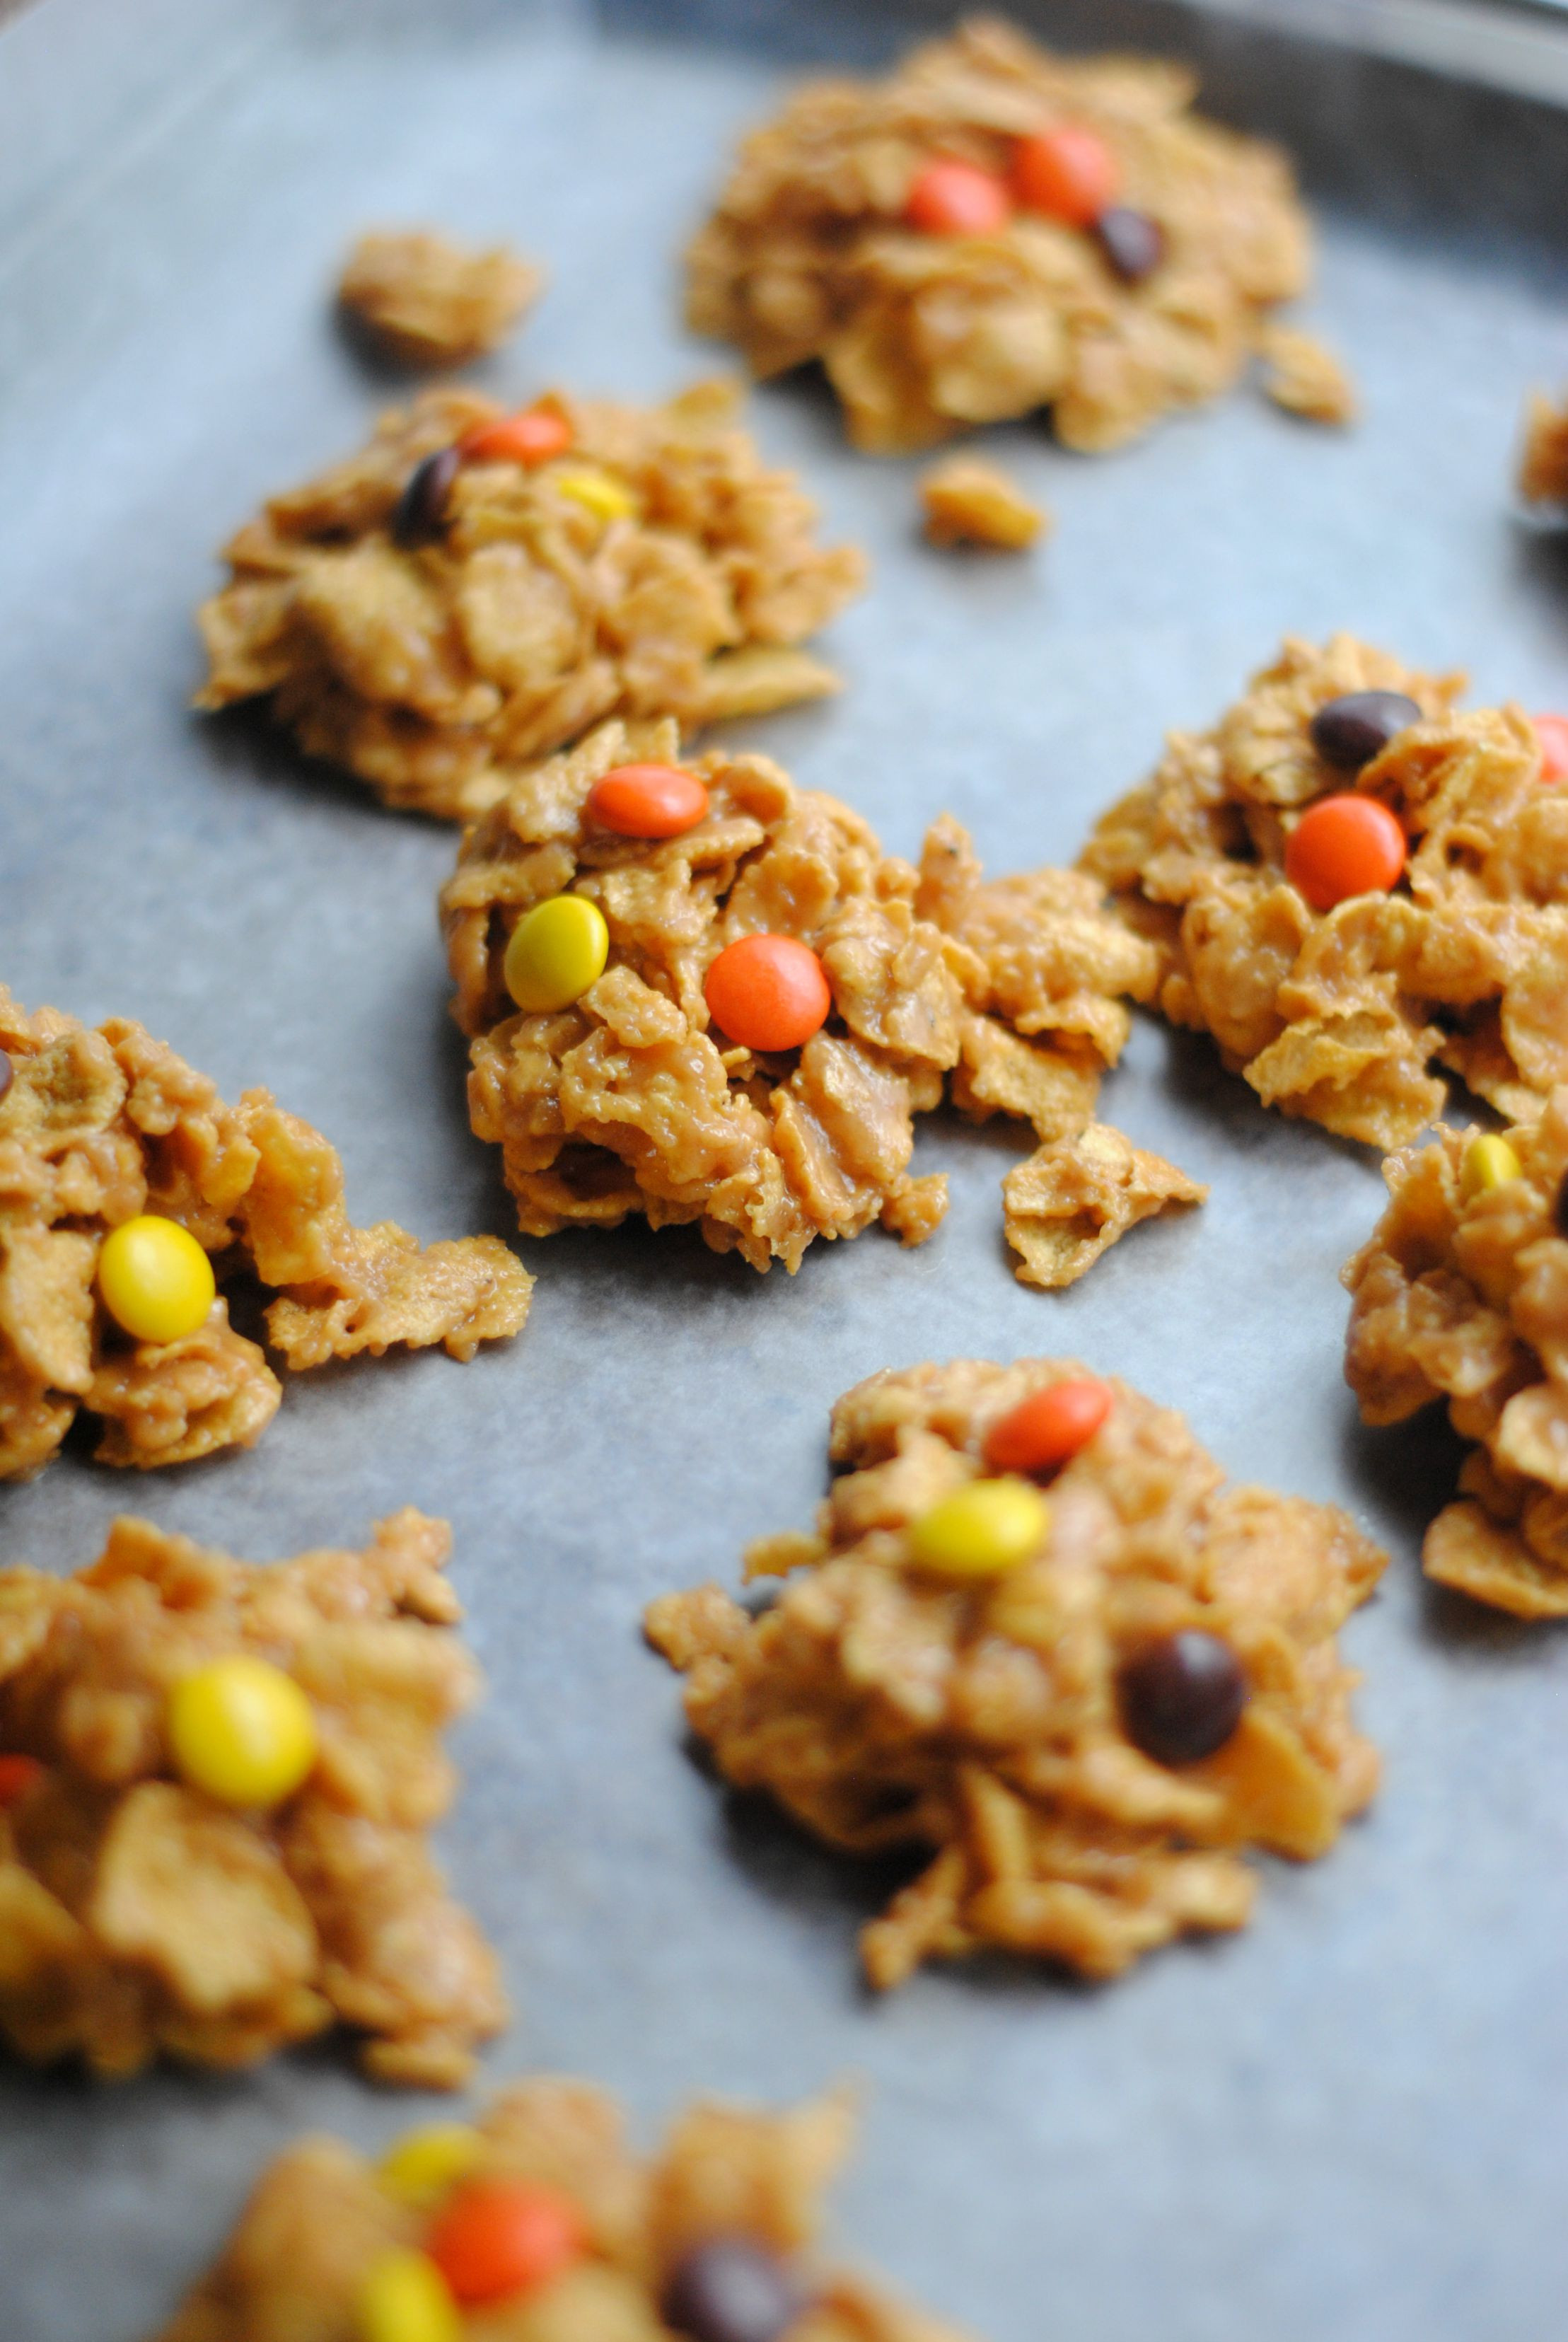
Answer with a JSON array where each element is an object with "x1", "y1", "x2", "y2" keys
[
  {"x1": 586, "y1": 763, "x2": 709, "y2": 839},
  {"x1": 1533, "y1": 713, "x2": 1568, "y2": 782},
  {"x1": 1011, "y1": 124, "x2": 1120, "y2": 225},
  {"x1": 460, "y1": 408, "x2": 573, "y2": 467},
  {"x1": 425, "y1": 2182, "x2": 586, "y2": 2307},
  {"x1": 904, "y1": 158, "x2": 1011, "y2": 237},
  {"x1": 704, "y1": 934, "x2": 831, "y2": 1053},
  {"x1": 0, "y1": 1755, "x2": 41, "y2": 1806},
  {"x1": 985, "y1": 1379, "x2": 1113, "y2": 1478},
  {"x1": 1284, "y1": 793, "x2": 1407, "y2": 913}
]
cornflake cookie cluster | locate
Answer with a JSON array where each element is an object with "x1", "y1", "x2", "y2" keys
[
  {"x1": 195, "y1": 380, "x2": 866, "y2": 821},
  {"x1": 0, "y1": 988, "x2": 529, "y2": 1480},
  {"x1": 154, "y1": 2078, "x2": 970, "y2": 2342},
  {"x1": 647, "y1": 1359, "x2": 1383, "y2": 1986},
  {"x1": 0, "y1": 1508, "x2": 504, "y2": 2087},
  {"x1": 337, "y1": 227, "x2": 544, "y2": 367},
  {"x1": 441, "y1": 719, "x2": 1192, "y2": 1282},
  {"x1": 1345, "y1": 1097, "x2": 1568, "y2": 1618},
  {"x1": 1081, "y1": 634, "x2": 1568, "y2": 1149},
  {"x1": 685, "y1": 17, "x2": 1317, "y2": 455}
]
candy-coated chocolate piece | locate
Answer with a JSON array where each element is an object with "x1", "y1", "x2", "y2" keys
[
  {"x1": 1096, "y1": 204, "x2": 1164, "y2": 282},
  {"x1": 1119, "y1": 1630, "x2": 1246, "y2": 1766},
  {"x1": 551, "y1": 467, "x2": 637, "y2": 522},
  {"x1": 1011, "y1": 122, "x2": 1119, "y2": 223},
  {"x1": 393, "y1": 446, "x2": 462, "y2": 546},
  {"x1": 587, "y1": 763, "x2": 709, "y2": 839},
  {"x1": 1283, "y1": 793, "x2": 1405, "y2": 913},
  {"x1": 661, "y1": 2238, "x2": 808, "y2": 2342},
  {"x1": 1309, "y1": 689, "x2": 1421, "y2": 770},
  {"x1": 460, "y1": 408, "x2": 572, "y2": 466},
  {"x1": 97, "y1": 1215, "x2": 216, "y2": 1345},
  {"x1": 377, "y1": 2124, "x2": 487, "y2": 2210},
  {"x1": 426, "y1": 2181, "x2": 586, "y2": 2306},
  {"x1": 904, "y1": 158, "x2": 1011, "y2": 236},
  {"x1": 910, "y1": 1476, "x2": 1050, "y2": 1579},
  {"x1": 1460, "y1": 1132, "x2": 1521, "y2": 1200},
  {"x1": 984, "y1": 1378, "x2": 1113, "y2": 1477},
  {"x1": 504, "y1": 895, "x2": 610, "y2": 1013},
  {"x1": 703, "y1": 934, "x2": 830, "y2": 1053},
  {"x1": 167, "y1": 1656, "x2": 318, "y2": 1810},
  {"x1": 356, "y1": 2249, "x2": 463, "y2": 2342},
  {"x1": 1533, "y1": 712, "x2": 1568, "y2": 782}
]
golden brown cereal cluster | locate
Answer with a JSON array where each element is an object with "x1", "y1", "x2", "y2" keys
[
  {"x1": 337, "y1": 227, "x2": 544, "y2": 366},
  {"x1": 195, "y1": 381, "x2": 867, "y2": 821},
  {"x1": 0, "y1": 1509, "x2": 504, "y2": 2088},
  {"x1": 1080, "y1": 634, "x2": 1568, "y2": 1149},
  {"x1": 155, "y1": 2079, "x2": 971, "y2": 2342},
  {"x1": 685, "y1": 18, "x2": 1315, "y2": 455},
  {"x1": 646, "y1": 1358, "x2": 1383, "y2": 1987},
  {"x1": 1344, "y1": 1091, "x2": 1568, "y2": 1618},
  {"x1": 1518, "y1": 388, "x2": 1568, "y2": 506},
  {"x1": 441, "y1": 719, "x2": 1185, "y2": 1280},
  {"x1": 0, "y1": 988, "x2": 530, "y2": 1481},
  {"x1": 919, "y1": 454, "x2": 1047, "y2": 549}
]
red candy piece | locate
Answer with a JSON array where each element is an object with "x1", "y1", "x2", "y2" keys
[
  {"x1": 1533, "y1": 713, "x2": 1568, "y2": 782},
  {"x1": 426, "y1": 2182, "x2": 586, "y2": 2307},
  {"x1": 0, "y1": 1755, "x2": 42, "y2": 1806},
  {"x1": 904, "y1": 159, "x2": 1012, "y2": 237},
  {"x1": 984, "y1": 1379, "x2": 1113, "y2": 1478},
  {"x1": 1011, "y1": 124, "x2": 1120, "y2": 225},
  {"x1": 1283, "y1": 794, "x2": 1407, "y2": 914},
  {"x1": 460, "y1": 408, "x2": 573, "y2": 467},
  {"x1": 586, "y1": 763, "x2": 710, "y2": 840},
  {"x1": 704, "y1": 935, "x2": 831, "y2": 1054}
]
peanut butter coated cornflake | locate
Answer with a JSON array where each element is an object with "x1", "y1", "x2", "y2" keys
[
  {"x1": 195, "y1": 379, "x2": 866, "y2": 821},
  {"x1": 685, "y1": 17, "x2": 1320, "y2": 455},
  {"x1": 0, "y1": 989, "x2": 529, "y2": 1480},
  {"x1": 1081, "y1": 634, "x2": 1568, "y2": 1149},
  {"x1": 155, "y1": 2078, "x2": 974, "y2": 2342},
  {"x1": 647, "y1": 1360, "x2": 1383, "y2": 1987},
  {"x1": 0, "y1": 1509, "x2": 504, "y2": 2087},
  {"x1": 338, "y1": 227, "x2": 544, "y2": 366},
  {"x1": 441, "y1": 719, "x2": 1183, "y2": 1280},
  {"x1": 1518, "y1": 388, "x2": 1568, "y2": 508},
  {"x1": 1345, "y1": 1096, "x2": 1568, "y2": 1618}
]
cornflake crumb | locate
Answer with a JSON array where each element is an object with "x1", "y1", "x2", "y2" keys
[
  {"x1": 1258, "y1": 324, "x2": 1357, "y2": 426},
  {"x1": 0, "y1": 1508, "x2": 504, "y2": 2087},
  {"x1": 338, "y1": 227, "x2": 542, "y2": 366},
  {"x1": 920, "y1": 454, "x2": 1047, "y2": 549},
  {"x1": 1001, "y1": 1122, "x2": 1206, "y2": 1287},
  {"x1": 647, "y1": 1358, "x2": 1383, "y2": 1988},
  {"x1": 1518, "y1": 388, "x2": 1568, "y2": 507}
]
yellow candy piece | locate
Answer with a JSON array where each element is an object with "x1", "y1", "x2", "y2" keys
[
  {"x1": 168, "y1": 1655, "x2": 318, "y2": 1809},
  {"x1": 1460, "y1": 1132, "x2": 1521, "y2": 1200},
  {"x1": 378, "y1": 2122, "x2": 486, "y2": 2209},
  {"x1": 909, "y1": 1476, "x2": 1050, "y2": 1580},
  {"x1": 356, "y1": 2249, "x2": 462, "y2": 2342},
  {"x1": 504, "y1": 893, "x2": 610, "y2": 1012},
  {"x1": 97, "y1": 1215, "x2": 216, "y2": 1345},
  {"x1": 551, "y1": 466, "x2": 638, "y2": 523}
]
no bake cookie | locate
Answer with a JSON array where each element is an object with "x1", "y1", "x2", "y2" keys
[
  {"x1": 1344, "y1": 1096, "x2": 1568, "y2": 1618},
  {"x1": 195, "y1": 380, "x2": 866, "y2": 821},
  {"x1": 647, "y1": 1358, "x2": 1383, "y2": 1986},
  {"x1": 338, "y1": 228, "x2": 544, "y2": 367},
  {"x1": 441, "y1": 720, "x2": 1190, "y2": 1280},
  {"x1": 685, "y1": 16, "x2": 1320, "y2": 454},
  {"x1": 0, "y1": 988, "x2": 529, "y2": 1480},
  {"x1": 0, "y1": 1507, "x2": 503, "y2": 2087},
  {"x1": 1080, "y1": 634, "x2": 1568, "y2": 1149},
  {"x1": 155, "y1": 2077, "x2": 972, "y2": 2342}
]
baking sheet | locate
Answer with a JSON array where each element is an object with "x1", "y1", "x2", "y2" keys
[{"x1": 4, "y1": 1, "x2": 1568, "y2": 2335}]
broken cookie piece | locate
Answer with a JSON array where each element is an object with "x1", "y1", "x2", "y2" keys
[
  {"x1": 338, "y1": 227, "x2": 544, "y2": 366},
  {"x1": 686, "y1": 16, "x2": 1321, "y2": 455},
  {"x1": 647, "y1": 1358, "x2": 1383, "y2": 1987},
  {"x1": 920, "y1": 454, "x2": 1047, "y2": 548},
  {"x1": 1257, "y1": 324, "x2": 1357, "y2": 426},
  {"x1": 0, "y1": 1508, "x2": 504, "y2": 2087},
  {"x1": 1001, "y1": 1121, "x2": 1205, "y2": 1287},
  {"x1": 441, "y1": 720, "x2": 1166, "y2": 1278},
  {"x1": 153, "y1": 2077, "x2": 975, "y2": 2342},
  {"x1": 1518, "y1": 388, "x2": 1568, "y2": 508},
  {"x1": 194, "y1": 379, "x2": 866, "y2": 821},
  {"x1": 1344, "y1": 1095, "x2": 1568, "y2": 1618},
  {"x1": 0, "y1": 988, "x2": 529, "y2": 1480},
  {"x1": 1080, "y1": 634, "x2": 1568, "y2": 1149}
]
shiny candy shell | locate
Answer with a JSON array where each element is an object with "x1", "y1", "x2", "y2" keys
[
  {"x1": 167, "y1": 1655, "x2": 318, "y2": 1809},
  {"x1": 504, "y1": 895, "x2": 610, "y2": 1012},
  {"x1": 910, "y1": 1476, "x2": 1050, "y2": 1579},
  {"x1": 97, "y1": 1215, "x2": 216, "y2": 1345}
]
